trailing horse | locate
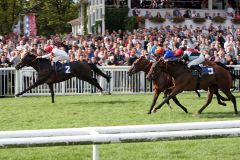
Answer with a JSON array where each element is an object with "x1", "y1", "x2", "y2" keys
[
  {"x1": 15, "y1": 52, "x2": 111, "y2": 103},
  {"x1": 147, "y1": 59, "x2": 238, "y2": 114},
  {"x1": 128, "y1": 56, "x2": 190, "y2": 113}
]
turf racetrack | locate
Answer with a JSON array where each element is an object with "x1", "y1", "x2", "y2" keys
[{"x1": 0, "y1": 93, "x2": 240, "y2": 160}]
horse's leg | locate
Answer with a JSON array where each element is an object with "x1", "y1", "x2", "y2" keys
[
  {"x1": 163, "y1": 89, "x2": 173, "y2": 109},
  {"x1": 147, "y1": 89, "x2": 161, "y2": 114},
  {"x1": 197, "y1": 86, "x2": 215, "y2": 114},
  {"x1": 214, "y1": 90, "x2": 227, "y2": 106},
  {"x1": 15, "y1": 79, "x2": 45, "y2": 97},
  {"x1": 48, "y1": 83, "x2": 54, "y2": 103},
  {"x1": 88, "y1": 63, "x2": 111, "y2": 82},
  {"x1": 151, "y1": 87, "x2": 182, "y2": 113},
  {"x1": 195, "y1": 90, "x2": 201, "y2": 97},
  {"x1": 172, "y1": 96, "x2": 188, "y2": 113},
  {"x1": 81, "y1": 77, "x2": 103, "y2": 93},
  {"x1": 220, "y1": 89, "x2": 238, "y2": 114}
]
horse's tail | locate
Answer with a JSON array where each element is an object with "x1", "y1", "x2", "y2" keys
[
  {"x1": 88, "y1": 63, "x2": 111, "y2": 82},
  {"x1": 215, "y1": 62, "x2": 240, "y2": 79}
]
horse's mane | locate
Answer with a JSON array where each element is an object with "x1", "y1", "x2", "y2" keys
[
  {"x1": 166, "y1": 59, "x2": 186, "y2": 66},
  {"x1": 24, "y1": 52, "x2": 51, "y2": 64},
  {"x1": 38, "y1": 57, "x2": 51, "y2": 63}
]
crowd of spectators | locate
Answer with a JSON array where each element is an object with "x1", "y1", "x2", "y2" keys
[
  {"x1": 1, "y1": 22, "x2": 240, "y2": 68},
  {"x1": 132, "y1": 2, "x2": 239, "y2": 21},
  {"x1": 133, "y1": 0, "x2": 208, "y2": 9}
]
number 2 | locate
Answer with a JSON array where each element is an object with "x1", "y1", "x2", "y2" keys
[{"x1": 65, "y1": 66, "x2": 70, "y2": 73}]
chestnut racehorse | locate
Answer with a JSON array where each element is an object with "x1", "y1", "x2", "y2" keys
[
  {"x1": 147, "y1": 59, "x2": 238, "y2": 114},
  {"x1": 128, "y1": 56, "x2": 197, "y2": 114}
]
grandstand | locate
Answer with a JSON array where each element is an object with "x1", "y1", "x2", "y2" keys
[{"x1": 70, "y1": 0, "x2": 240, "y2": 36}]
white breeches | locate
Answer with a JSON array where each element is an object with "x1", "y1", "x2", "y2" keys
[{"x1": 187, "y1": 54, "x2": 205, "y2": 68}]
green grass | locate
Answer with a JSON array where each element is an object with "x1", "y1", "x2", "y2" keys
[{"x1": 0, "y1": 93, "x2": 240, "y2": 160}]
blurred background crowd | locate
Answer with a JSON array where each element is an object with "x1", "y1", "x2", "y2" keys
[{"x1": 1, "y1": 23, "x2": 240, "y2": 68}]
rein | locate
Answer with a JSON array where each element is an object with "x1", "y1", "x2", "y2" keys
[{"x1": 31, "y1": 57, "x2": 38, "y2": 63}]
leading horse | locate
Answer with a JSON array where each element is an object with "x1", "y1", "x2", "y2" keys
[
  {"x1": 15, "y1": 52, "x2": 111, "y2": 103},
  {"x1": 147, "y1": 59, "x2": 238, "y2": 114}
]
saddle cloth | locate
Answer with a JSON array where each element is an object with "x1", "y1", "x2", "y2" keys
[
  {"x1": 53, "y1": 62, "x2": 71, "y2": 74},
  {"x1": 191, "y1": 66, "x2": 214, "y2": 76}
]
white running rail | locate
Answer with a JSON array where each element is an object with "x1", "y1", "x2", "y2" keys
[
  {"x1": 0, "y1": 65, "x2": 240, "y2": 96},
  {"x1": 0, "y1": 120, "x2": 240, "y2": 160}
]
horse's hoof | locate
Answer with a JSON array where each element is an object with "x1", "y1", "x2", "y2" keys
[
  {"x1": 151, "y1": 108, "x2": 157, "y2": 113},
  {"x1": 15, "y1": 94, "x2": 20, "y2": 97},
  {"x1": 147, "y1": 111, "x2": 151, "y2": 114},
  {"x1": 220, "y1": 103, "x2": 227, "y2": 106},
  {"x1": 197, "y1": 111, "x2": 202, "y2": 114}
]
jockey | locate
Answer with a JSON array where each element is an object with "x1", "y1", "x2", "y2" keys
[
  {"x1": 38, "y1": 46, "x2": 69, "y2": 63},
  {"x1": 154, "y1": 46, "x2": 164, "y2": 60},
  {"x1": 174, "y1": 48, "x2": 184, "y2": 57},
  {"x1": 163, "y1": 48, "x2": 176, "y2": 60},
  {"x1": 182, "y1": 44, "x2": 205, "y2": 77},
  {"x1": 155, "y1": 46, "x2": 176, "y2": 60}
]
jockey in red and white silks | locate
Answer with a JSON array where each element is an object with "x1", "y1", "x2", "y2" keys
[{"x1": 40, "y1": 46, "x2": 69, "y2": 62}]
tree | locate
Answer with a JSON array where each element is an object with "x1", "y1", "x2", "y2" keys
[
  {"x1": 0, "y1": 0, "x2": 78, "y2": 37},
  {"x1": 0, "y1": 0, "x2": 22, "y2": 35},
  {"x1": 36, "y1": 0, "x2": 78, "y2": 37}
]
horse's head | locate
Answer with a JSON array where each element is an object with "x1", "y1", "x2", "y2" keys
[
  {"x1": 128, "y1": 56, "x2": 149, "y2": 76},
  {"x1": 15, "y1": 52, "x2": 36, "y2": 70},
  {"x1": 147, "y1": 59, "x2": 165, "y2": 81}
]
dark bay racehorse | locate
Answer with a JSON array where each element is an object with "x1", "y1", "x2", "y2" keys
[
  {"x1": 15, "y1": 52, "x2": 111, "y2": 103},
  {"x1": 128, "y1": 56, "x2": 191, "y2": 113},
  {"x1": 147, "y1": 59, "x2": 238, "y2": 114}
]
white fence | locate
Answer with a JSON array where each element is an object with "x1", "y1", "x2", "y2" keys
[
  {"x1": 0, "y1": 120, "x2": 240, "y2": 160},
  {"x1": 0, "y1": 65, "x2": 240, "y2": 97}
]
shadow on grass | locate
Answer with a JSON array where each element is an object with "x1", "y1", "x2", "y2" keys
[
  {"x1": 70, "y1": 100, "x2": 139, "y2": 105},
  {"x1": 196, "y1": 111, "x2": 240, "y2": 118}
]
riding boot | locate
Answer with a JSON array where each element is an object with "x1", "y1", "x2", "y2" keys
[{"x1": 190, "y1": 65, "x2": 202, "y2": 78}]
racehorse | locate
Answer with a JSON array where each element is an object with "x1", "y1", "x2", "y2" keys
[
  {"x1": 128, "y1": 56, "x2": 227, "y2": 114},
  {"x1": 147, "y1": 59, "x2": 238, "y2": 114},
  {"x1": 15, "y1": 52, "x2": 111, "y2": 103},
  {"x1": 128, "y1": 56, "x2": 192, "y2": 114}
]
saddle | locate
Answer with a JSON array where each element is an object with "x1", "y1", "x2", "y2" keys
[
  {"x1": 53, "y1": 62, "x2": 71, "y2": 74},
  {"x1": 190, "y1": 65, "x2": 214, "y2": 77},
  {"x1": 190, "y1": 64, "x2": 214, "y2": 91}
]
